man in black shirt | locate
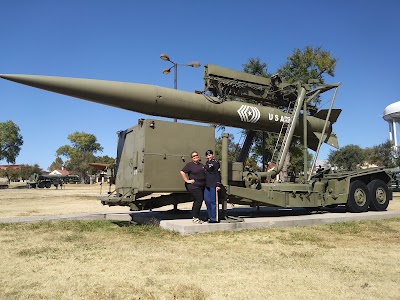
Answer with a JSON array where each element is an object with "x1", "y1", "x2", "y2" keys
[
  {"x1": 204, "y1": 150, "x2": 221, "y2": 223},
  {"x1": 180, "y1": 151, "x2": 206, "y2": 224}
]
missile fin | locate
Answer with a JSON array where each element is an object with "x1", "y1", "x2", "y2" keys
[
  {"x1": 313, "y1": 109, "x2": 342, "y2": 124},
  {"x1": 307, "y1": 137, "x2": 320, "y2": 151},
  {"x1": 313, "y1": 132, "x2": 339, "y2": 149}
]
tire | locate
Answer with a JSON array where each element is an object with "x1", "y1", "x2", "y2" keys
[
  {"x1": 368, "y1": 179, "x2": 389, "y2": 211},
  {"x1": 45, "y1": 181, "x2": 51, "y2": 188},
  {"x1": 346, "y1": 180, "x2": 371, "y2": 213},
  {"x1": 38, "y1": 182, "x2": 45, "y2": 188}
]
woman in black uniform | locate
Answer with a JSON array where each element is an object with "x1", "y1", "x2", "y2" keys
[
  {"x1": 180, "y1": 151, "x2": 206, "y2": 224},
  {"x1": 204, "y1": 150, "x2": 221, "y2": 223}
]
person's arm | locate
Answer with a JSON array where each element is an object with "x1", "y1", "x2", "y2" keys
[
  {"x1": 180, "y1": 170, "x2": 194, "y2": 184},
  {"x1": 215, "y1": 161, "x2": 222, "y2": 191}
]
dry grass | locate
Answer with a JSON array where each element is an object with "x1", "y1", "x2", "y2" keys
[
  {"x1": 0, "y1": 219, "x2": 400, "y2": 300},
  {"x1": 1, "y1": 185, "x2": 400, "y2": 299},
  {"x1": 0, "y1": 183, "x2": 129, "y2": 218}
]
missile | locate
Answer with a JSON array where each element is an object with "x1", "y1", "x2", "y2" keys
[{"x1": 0, "y1": 74, "x2": 340, "y2": 150}]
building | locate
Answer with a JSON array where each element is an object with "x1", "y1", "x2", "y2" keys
[
  {"x1": 48, "y1": 169, "x2": 72, "y2": 176},
  {"x1": 0, "y1": 164, "x2": 22, "y2": 170}
]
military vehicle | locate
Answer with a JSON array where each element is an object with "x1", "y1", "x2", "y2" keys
[
  {"x1": 0, "y1": 65, "x2": 392, "y2": 214},
  {"x1": 387, "y1": 168, "x2": 400, "y2": 191},
  {"x1": 0, "y1": 177, "x2": 9, "y2": 189},
  {"x1": 28, "y1": 173, "x2": 80, "y2": 189}
]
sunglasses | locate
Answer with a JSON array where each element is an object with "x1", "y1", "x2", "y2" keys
[{"x1": 191, "y1": 154, "x2": 199, "y2": 158}]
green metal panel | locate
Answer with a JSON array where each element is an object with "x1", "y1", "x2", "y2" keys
[
  {"x1": 115, "y1": 119, "x2": 214, "y2": 198},
  {"x1": 204, "y1": 64, "x2": 272, "y2": 87},
  {"x1": 115, "y1": 125, "x2": 144, "y2": 196}
]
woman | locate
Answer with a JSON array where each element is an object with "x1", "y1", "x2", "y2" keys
[
  {"x1": 180, "y1": 151, "x2": 206, "y2": 224},
  {"x1": 204, "y1": 150, "x2": 221, "y2": 223}
]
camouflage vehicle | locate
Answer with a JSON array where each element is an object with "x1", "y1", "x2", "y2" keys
[
  {"x1": 387, "y1": 168, "x2": 400, "y2": 192},
  {"x1": 28, "y1": 173, "x2": 80, "y2": 189},
  {"x1": 0, "y1": 177, "x2": 9, "y2": 189},
  {"x1": 0, "y1": 65, "x2": 392, "y2": 214}
]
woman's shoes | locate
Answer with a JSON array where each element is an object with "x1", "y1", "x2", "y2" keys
[{"x1": 192, "y1": 217, "x2": 203, "y2": 224}]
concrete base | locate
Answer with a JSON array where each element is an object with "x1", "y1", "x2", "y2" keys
[
  {"x1": 1, "y1": 207, "x2": 400, "y2": 235},
  {"x1": 159, "y1": 209, "x2": 400, "y2": 234}
]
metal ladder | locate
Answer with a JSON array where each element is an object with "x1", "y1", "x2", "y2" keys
[{"x1": 269, "y1": 87, "x2": 306, "y2": 174}]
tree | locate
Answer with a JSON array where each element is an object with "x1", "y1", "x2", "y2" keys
[
  {"x1": 279, "y1": 46, "x2": 336, "y2": 85},
  {"x1": 364, "y1": 140, "x2": 397, "y2": 168},
  {"x1": 0, "y1": 120, "x2": 23, "y2": 164},
  {"x1": 214, "y1": 133, "x2": 241, "y2": 162},
  {"x1": 87, "y1": 155, "x2": 116, "y2": 176},
  {"x1": 327, "y1": 145, "x2": 366, "y2": 171},
  {"x1": 95, "y1": 155, "x2": 115, "y2": 165},
  {"x1": 0, "y1": 168, "x2": 19, "y2": 183},
  {"x1": 242, "y1": 46, "x2": 337, "y2": 177},
  {"x1": 49, "y1": 157, "x2": 64, "y2": 171},
  {"x1": 214, "y1": 132, "x2": 260, "y2": 171},
  {"x1": 242, "y1": 57, "x2": 269, "y2": 77},
  {"x1": 19, "y1": 164, "x2": 42, "y2": 181},
  {"x1": 56, "y1": 132, "x2": 103, "y2": 182}
]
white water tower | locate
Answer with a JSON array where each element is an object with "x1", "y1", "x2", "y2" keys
[{"x1": 383, "y1": 101, "x2": 400, "y2": 157}]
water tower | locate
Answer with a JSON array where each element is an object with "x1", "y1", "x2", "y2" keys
[{"x1": 383, "y1": 101, "x2": 400, "y2": 157}]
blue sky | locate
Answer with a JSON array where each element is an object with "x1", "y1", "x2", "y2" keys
[{"x1": 0, "y1": 0, "x2": 399, "y2": 170}]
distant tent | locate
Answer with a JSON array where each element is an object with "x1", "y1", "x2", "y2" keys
[{"x1": 49, "y1": 169, "x2": 72, "y2": 176}]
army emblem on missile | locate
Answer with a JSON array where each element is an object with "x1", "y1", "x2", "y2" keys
[{"x1": 237, "y1": 105, "x2": 260, "y2": 123}]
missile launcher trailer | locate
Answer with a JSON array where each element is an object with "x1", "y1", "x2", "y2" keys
[
  {"x1": 0, "y1": 63, "x2": 392, "y2": 214},
  {"x1": 225, "y1": 153, "x2": 391, "y2": 213},
  {"x1": 100, "y1": 120, "x2": 391, "y2": 213}
]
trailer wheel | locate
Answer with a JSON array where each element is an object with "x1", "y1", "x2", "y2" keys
[
  {"x1": 367, "y1": 179, "x2": 389, "y2": 211},
  {"x1": 346, "y1": 180, "x2": 371, "y2": 213},
  {"x1": 45, "y1": 181, "x2": 51, "y2": 188}
]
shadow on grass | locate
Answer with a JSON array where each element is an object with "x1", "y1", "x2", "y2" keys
[{"x1": 127, "y1": 206, "x2": 349, "y2": 224}]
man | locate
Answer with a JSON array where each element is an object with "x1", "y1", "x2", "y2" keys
[
  {"x1": 204, "y1": 150, "x2": 221, "y2": 223},
  {"x1": 180, "y1": 151, "x2": 206, "y2": 224}
]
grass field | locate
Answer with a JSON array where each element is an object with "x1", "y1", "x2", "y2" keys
[
  {"x1": 0, "y1": 184, "x2": 400, "y2": 299},
  {"x1": 0, "y1": 183, "x2": 130, "y2": 218},
  {"x1": 1, "y1": 219, "x2": 400, "y2": 299}
]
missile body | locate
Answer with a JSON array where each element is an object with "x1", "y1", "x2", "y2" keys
[{"x1": 0, "y1": 74, "x2": 340, "y2": 150}]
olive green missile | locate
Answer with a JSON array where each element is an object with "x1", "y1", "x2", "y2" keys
[{"x1": 0, "y1": 74, "x2": 340, "y2": 150}]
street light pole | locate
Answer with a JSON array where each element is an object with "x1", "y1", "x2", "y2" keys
[
  {"x1": 160, "y1": 53, "x2": 200, "y2": 122},
  {"x1": 173, "y1": 63, "x2": 177, "y2": 90}
]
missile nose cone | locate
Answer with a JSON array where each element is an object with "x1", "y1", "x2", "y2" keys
[
  {"x1": 0, "y1": 74, "x2": 19, "y2": 78},
  {"x1": 0, "y1": 74, "x2": 33, "y2": 82}
]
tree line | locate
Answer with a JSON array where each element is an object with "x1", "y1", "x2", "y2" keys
[
  {"x1": 0, "y1": 123, "x2": 114, "y2": 183},
  {"x1": 327, "y1": 141, "x2": 397, "y2": 170},
  {"x1": 214, "y1": 136, "x2": 397, "y2": 172}
]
